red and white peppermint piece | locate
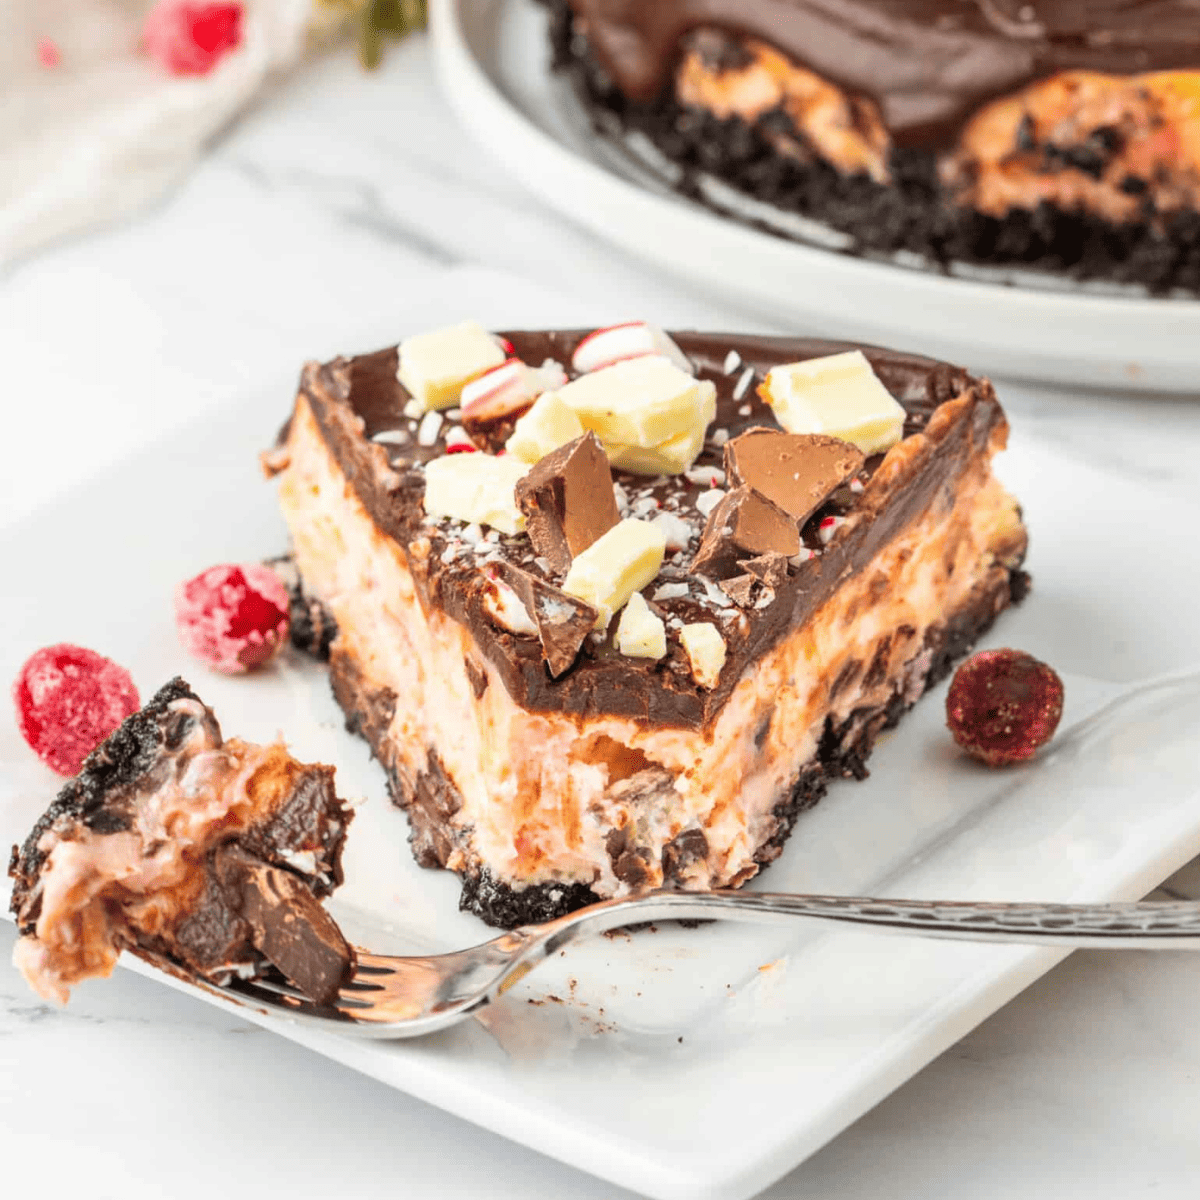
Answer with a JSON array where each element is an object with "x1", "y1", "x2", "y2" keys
[
  {"x1": 444, "y1": 425, "x2": 478, "y2": 453},
  {"x1": 571, "y1": 322, "x2": 694, "y2": 376},
  {"x1": 460, "y1": 358, "x2": 567, "y2": 423},
  {"x1": 818, "y1": 515, "x2": 845, "y2": 545}
]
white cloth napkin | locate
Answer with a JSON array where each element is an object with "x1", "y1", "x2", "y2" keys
[{"x1": 0, "y1": 0, "x2": 312, "y2": 266}]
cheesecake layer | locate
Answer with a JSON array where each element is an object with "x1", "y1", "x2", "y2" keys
[
  {"x1": 9, "y1": 679, "x2": 353, "y2": 1004},
  {"x1": 270, "y1": 330, "x2": 1027, "y2": 925}
]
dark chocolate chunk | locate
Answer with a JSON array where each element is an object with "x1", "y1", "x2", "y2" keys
[
  {"x1": 215, "y1": 845, "x2": 352, "y2": 1007},
  {"x1": 691, "y1": 485, "x2": 800, "y2": 578},
  {"x1": 721, "y1": 574, "x2": 759, "y2": 608},
  {"x1": 461, "y1": 405, "x2": 531, "y2": 455},
  {"x1": 514, "y1": 432, "x2": 619, "y2": 573},
  {"x1": 725, "y1": 429, "x2": 864, "y2": 527},
  {"x1": 605, "y1": 825, "x2": 653, "y2": 887},
  {"x1": 661, "y1": 828, "x2": 708, "y2": 885},
  {"x1": 493, "y1": 561, "x2": 598, "y2": 677},
  {"x1": 739, "y1": 551, "x2": 790, "y2": 589}
]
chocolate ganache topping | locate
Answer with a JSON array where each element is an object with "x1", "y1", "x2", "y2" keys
[
  {"x1": 565, "y1": 0, "x2": 1200, "y2": 148},
  {"x1": 294, "y1": 330, "x2": 1024, "y2": 730}
]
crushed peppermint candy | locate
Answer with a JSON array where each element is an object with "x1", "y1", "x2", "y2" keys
[
  {"x1": 684, "y1": 466, "x2": 725, "y2": 488},
  {"x1": 613, "y1": 483, "x2": 631, "y2": 515},
  {"x1": 732, "y1": 366, "x2": 756, "y2": 401},
  {"x1": 722, "y1": 350, "x2": 741, "y2": 375},
  {"x1": 710, "y1": 428, "x2": 730, "y2": 447},
  {"x1": 445, "y1": 408, "x2": 461, "y2": 421},
  {"x1": 460, "y1": 523, "x2": 484, "y2": 546},
  {"x1": 372, "y1": 429, "x2": 411, "y2": 445},
  {"x1": 790, "y1": 548, "x2": 817, "y2": 565},
  {"x1": 417, "y1": 410, "x2": 444, "y2": 447},
  {"x1": 653, "y1": 582, "x2": 691, "y2": 601},
  {"x1": 818, "y1": 515, "x2": 845, "y2": 545},
  {"x1": 444, "y1": 425, "x2": 477, "y2": 453},
  {"x1": 695, "y1": 488, "x2": 726, "y2": 517},
  {"x1": 632, "y1": 496, "x2": 660, "y2": 517},
  {"x1": 652, "y1": 512, "x2": 693, "y2": 552},
  {"x1": 700, "y1": 578, "x2": 733, "y2": 609},
  {"x1": 849, "y1": 478, "x2": 865, "y2": 494},
  {"x1": 403, "y1": 398, "x2": 423, "y2": 419}
]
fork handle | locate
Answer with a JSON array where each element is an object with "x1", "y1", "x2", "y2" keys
[{"x1": 539, "y1": 890, "x2": 1200, "y2": 950}]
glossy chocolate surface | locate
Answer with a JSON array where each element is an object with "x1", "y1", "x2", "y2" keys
[
  {"x1": 297, "y1": 329, "x2": 1011, "y2": 730},
  {"x1": 565, "y1": 0, "x2": 1200, "y2": 147}
]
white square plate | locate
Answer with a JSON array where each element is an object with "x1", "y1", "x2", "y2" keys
[{"x1": 3, "y1": 330, "x2": 1200, "y2": 1200}]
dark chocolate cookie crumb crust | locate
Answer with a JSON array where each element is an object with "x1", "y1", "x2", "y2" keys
[
  {"x1": 548, "y1": 0, "x2": 1200, "y2": 296},
  {"x1": 315, "y1": 558, "x2": 1027, "y2": 928},
  {"x1": 8, "y1": 677, "x2": 203, "y2": 905}
]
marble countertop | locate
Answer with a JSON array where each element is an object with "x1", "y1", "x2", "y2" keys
[{"x1": 3, "y1": 37, "x2": 1200, "y2": 1200}]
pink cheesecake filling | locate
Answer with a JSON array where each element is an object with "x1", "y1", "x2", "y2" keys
[
  {"x1": 277, "y1": 395, "x2": 1024, "y2": 899},
  {"x1": 13, "y1": 698, "x2": 296, "y2": 1004}
]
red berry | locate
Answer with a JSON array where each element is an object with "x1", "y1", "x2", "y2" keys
[
  {"x1": 142, "y1": 2, "x2": 242, "y2": 76},
  {"x1": 946, "y1": 649, "x2": 1064, "y2": 767},
  {"x1": 13, "y1": 645, "x2": 140, "y2": 777},
  {"x1": 174, "y1": 563, "x2": 289, "y2": 674}
]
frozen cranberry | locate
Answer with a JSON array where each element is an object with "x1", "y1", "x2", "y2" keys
[
  {"x1": 142, "y1": 2, "x2": 242, "y2": 76},
  {"x1": 174, "y1": 563, "x2": 289, "y2": 674},
  {"x1": 13, "y1": 645, "x2": 140, "y2": 777},
  {"x1": 946, "y1": 649, "x2": 1064, "y2": 767}
]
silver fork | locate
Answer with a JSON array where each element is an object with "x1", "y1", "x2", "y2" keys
[{"x1": 206, "y1": 889, "x2": 1200, "y2": 1038}]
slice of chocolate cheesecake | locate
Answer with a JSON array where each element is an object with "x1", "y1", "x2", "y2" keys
[
  {"x1": 266, "y1": 323, "x2": 1028, "y2": 928},
  {"x1": 9, "y1": 679, "x2": 353, "y2": 1005}
]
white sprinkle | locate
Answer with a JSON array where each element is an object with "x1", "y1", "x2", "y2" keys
[
  {"x1": 667, "y1": 616, "x2": 684, "y2": 630},
  {"x1": 403, "y1": 398, "x2": 424, "y2": 419},
  {"x1": 684, "y1": 465, "x2": 725, "y2": 487},
  {"x1": 417, "y1": 410, "x2": 444, "y2": 446},
  {"x1": 460, "y1": 523, "x2": 484, "y2": 546},
  {"x1": 372, "y1": 429, "x2": 411, "y2": 445},
  {"x1": 445, "y1": 408, "x2": 461, "y2": 420},
  {"x1": 849, "y1": 478, "x2": 865, "y2": 494},
  {"x1": 613, "y1": 482, "x2": 631, "y2": 516},
  {"x1": 722, "y1": 350, "x2": 741, "y2": 375},
  {"x1": 695, "y1": 488, "x2": 725, "y2": 517},
  {"x1": 653, "y1": 582, "x2": 691, "y2": 601},
  {"x1": 440, "y1": 544, "x2": 460, "y2": 564},
  {"x1": 710, "y1": 428, "x2": 730, "y2": 447},
  {"x1": 733, "y1": 366, "x2": 756, "y2": 401},
  {"x1": 652, "y1": 511, "x2": 693, "y2": 552},
  {"x1": 632, "y1": 496, "x2": 660, "y2": 517},
  {"x1": 818, "y1": 516, "x2": 845, "y2": 545},
  {"x1": 485, "y1": 530, "x2": 501, "y2": 543},
  {"x1": 701, "y1": 578, "x2": 732, "y2": 608}
]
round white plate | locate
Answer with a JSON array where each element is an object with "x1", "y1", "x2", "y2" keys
[{"x1": 429, "y1": 0, "x2": 1200, "y2": 393}]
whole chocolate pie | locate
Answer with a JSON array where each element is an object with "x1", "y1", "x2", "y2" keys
[
  {"x1": 266, "y1": 322, "x2": 1029, "y2": 928},
  {"x1": 549, "y1": 0, "x2": 1200, "y2": 293}
]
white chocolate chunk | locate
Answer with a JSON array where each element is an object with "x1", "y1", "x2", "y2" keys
[
  {"x1": 614, "y1": 592, "x2": 667, "y2": 660},
  {"x1": 759, "y1": 350, "x2": 906, "y2": 455},
  {"x1": 423, "y1": 453, "x2": 528, "y2": 535},
  {"x1": 398, "y1": 320, "x2": 506, "y2": 413},
  {"x1": 553, "y1": 357, "x2": 716, "y2": 451},
  {"x1": 506, "y1": 392, "x2": 585, "y2": 464},
  {"x1": 572, "y1": 322, "x2": 695, "y2": 375},
  {"x1": 562, "y1": 518, "x2": 667, "y2": 629},
  {"x1": 679, "y1": 622, "x2": 727, "y2": 689}
]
